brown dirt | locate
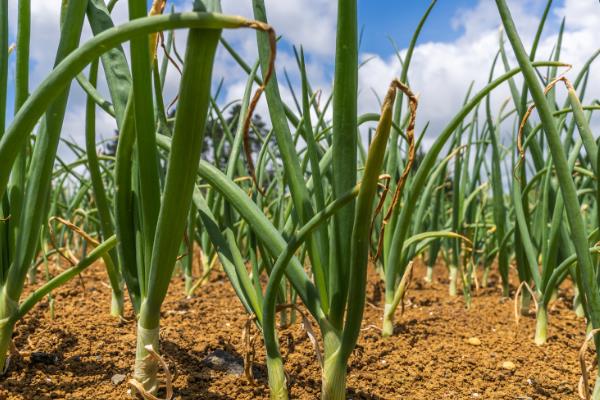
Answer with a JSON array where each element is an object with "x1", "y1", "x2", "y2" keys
[{"x1": 0, "y1": 259, "x2": 589, "y2": 399}]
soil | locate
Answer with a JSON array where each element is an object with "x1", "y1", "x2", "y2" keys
[{"x1": 0, "y1": 258, "x2": 589, "y2": 399}]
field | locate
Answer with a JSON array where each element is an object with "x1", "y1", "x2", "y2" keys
[
  {"x1": 1, "y1": 0, "x2": 600, "y2": 399},
  {"x1": 0, "y1": 261, "x2": 589, "y2": 399}
]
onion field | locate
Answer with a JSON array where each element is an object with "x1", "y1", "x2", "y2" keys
[{"x1": 1, "y1": 0, "x2": 600, "y2": 399}]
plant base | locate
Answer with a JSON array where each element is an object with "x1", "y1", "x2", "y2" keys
[
  {"x1": 322, "y1": 360, "x2": 347, "y2": 400},
  {"x1": 132, "y1": 324, "x2": 160, "y2": 395},
  {"x1": 266, "y1": 356, "x2": 288, "y2": 400},
  {"x1": 0, "y1": 322, "x2": 14, "y2": 374},
  {"x1": 448, "y1": 265, "x2": 458, "y2": 297},
  {"x1": 520, "y1": 290, "x2": 531, "y2": 316},
  {"x1": 185, "y1": 275, "x2": 194, "y2": 297},
  {"x1": 382, "y1": 303, "x2": 394, "y2": 337},
  {"x1": 110, "y1": 291, "x2": 124, "y2": 318},
  {"x1": 574, "y1": 288, "x2": 585, "y2": 318},
  {"x1": 0, "y1": 292, "x2": 18, "y2": 374},
  {"x1": 425, "y1": 267, "x2": 433, "y2": 283},
  {"x1": 534, "y1": 307, "x2": 548, "y2": 346},
  {"x1": 463, "y1": 289, "x2": 472, "y2": 309},
  {"x1": 592, "y1": 374, "x2": 600, "y2": 400},
  {"x1": 482, "y1": 267, "x2": 490, "y2": 288}
]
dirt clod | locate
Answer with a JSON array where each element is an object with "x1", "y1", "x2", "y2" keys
[
  {"x1": 501, "y1": 361, "x2": 516, "y2": 371},
  {"x1": 467, "y1": 337, "x2": 481, "y2": 346}
]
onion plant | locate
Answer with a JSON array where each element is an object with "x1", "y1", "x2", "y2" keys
[
  {"x1": 206, "y1": 4, "x2": 589, "y2": 399},
  {"x1": 483, "y1": 0, "x2": 600, "y2": 352},
  {"x1": 3, "y1": 1, "x2": 600, "y2": 399},
  {"x1": 0, "y1": 0, "x2": 98, "y2": 373},
  {"x1": 496, "y1": 1, "x2": 600, "y2": 396},
  {"x1": 153, "y1": 0, "x2": 420, "y2": 396},
  {"x1": 0, "y1": 0, "x2": 128, "y2": 373},
  {"x1": 0, "y1": 0, "x2": 272, "y2": 382},
  {"x1": 378, "y1": 59, "x2": 567, "y2": 336},
  {"x1": 186, "y1": 0, "x2": 564, "y2": 396},
  {"x1": 105, "y1": 2, "x2": 278, "y2": 395}
]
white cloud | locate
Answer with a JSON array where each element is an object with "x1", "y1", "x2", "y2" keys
[
  {"x1": 451, "y1": 0, "x2": 546, "y2": 43},
  {"x1": 554, "y1": 0, "x2": 600, "y2": 30},
  {"x1": 358, "y1": 0, "x2": 600, "y2": 151},
  {"x1": 7, "y1": 0, "x2": 600, "y2": 165},
  {"x1": 7, "y1": 0, "x2": 132, "y2": 158},
  {"x1": 220, "y1": 0, "x2": 337, "y2": 58}
]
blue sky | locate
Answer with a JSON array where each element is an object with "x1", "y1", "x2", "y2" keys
[
  {"x1": 358, "y1": 0, "x2": 478, "y2": 53},
  {"x1": 356, "y1": 0, "x2": 567, "y2": 55},
  {"x1": 6, "y1": 0, "x2": 596, "y2": 155}
]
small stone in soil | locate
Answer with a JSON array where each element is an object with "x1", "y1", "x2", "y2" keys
[
  {"x1": 467, "y1": 337, "x2": 481, "y2": 346},
  {"x1": 111, "y1": 374, "x2": 127, "y2": 385},
  {"x1": 202, "y1": 349, "x2": 244, "y2": 376},
  {"x1": 501, "y1": 361, "x2": 516, "y2": 371}
]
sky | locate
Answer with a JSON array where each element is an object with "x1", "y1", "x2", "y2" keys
[
  {"x1": 358, "y1": 0, "x2": 479, "y2": 54},
  {"x1": 6, "y1": 0, "x2": 600, "y2": 158}
]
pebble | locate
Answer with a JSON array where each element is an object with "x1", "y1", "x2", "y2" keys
[
  {"x1": 203, "y1": 349, "x2": 244, "y2": 375},
  {"x1": 111, "y1": 374, "x2": 127, "y2": 386},
  {"x1": 467, "y1": 337, "x2": 481, "y2": 346},
  {"x1": 501, "y1": 361, "x2": 516, "y2": 371}
]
